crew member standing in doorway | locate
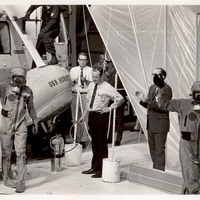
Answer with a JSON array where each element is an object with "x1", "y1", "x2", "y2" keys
[{"x1": 23, "y1": 5, "x2": 61, "y2": 67}]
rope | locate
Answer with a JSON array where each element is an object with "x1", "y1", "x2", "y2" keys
[
  {"x1": 82, "y1": 5, "x2": 92, "y2": 67},
  {"x1": 69, "y1": 122, "x2": 83, "y2": 143},
  {"x1": 111, "y1": 73, "x2": 118, "y2": 161}
]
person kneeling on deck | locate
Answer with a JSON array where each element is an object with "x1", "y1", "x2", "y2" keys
[
  {"x1": 0, "y1": 67, "x2": 38, "y2": 193},
  {"x1": 79, "y1": 67, "x2": 124, "y2": 178}
]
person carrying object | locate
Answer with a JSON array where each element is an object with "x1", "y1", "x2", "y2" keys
[{"x1": 0, "y1": 67, "x2": 38, "y2": 193}]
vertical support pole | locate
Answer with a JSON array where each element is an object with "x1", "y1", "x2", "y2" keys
[
  {"x1": 196, "y1": 14, "x2": 200, "y2": 81},
  {"x1": 69, "y1": 5, "x2": 77, "y2": 66},
  {"x1": 163, "y1": 5, "x2": 167, "y2": 71},
  {"x1": 111, "y1": 73, "x2": 117, "y2": 161}
]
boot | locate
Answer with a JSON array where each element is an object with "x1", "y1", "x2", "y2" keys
[
  {"x1": 15, "y1": 182, "x2": 25, "y2": 193},
  {"x1": 48, "y1": 54, "x2": 58, "y2": 65},
  {"x1": 4, "y1": 178, "x2": 17, "y2": 188}
]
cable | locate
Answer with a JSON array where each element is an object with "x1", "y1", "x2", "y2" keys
[
  {"x1": 82, "y1": 5, "x2": 92, "y2": 67},
  {"x1": 64, "y1": 121, "x2": 84, "y2": 153},
  {"x1": 69, "y1": 121, "x2": 83, "y2": 143}
]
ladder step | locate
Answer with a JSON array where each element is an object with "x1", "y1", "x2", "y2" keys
[{"x1": 128, "y1": 163, "x2": 183, "y2": 194}]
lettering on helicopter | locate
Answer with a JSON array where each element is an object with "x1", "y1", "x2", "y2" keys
[{"x1": 48, "y1": 75, "x2": 69, "y2": 87}]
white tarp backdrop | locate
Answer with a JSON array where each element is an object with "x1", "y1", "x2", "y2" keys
[{"x1": 88, "y1": 5, "x2": 200, "y2": 171}]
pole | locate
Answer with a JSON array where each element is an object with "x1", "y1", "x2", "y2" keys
[
  {"x1": 79, "y1": 94, "x2": 91, "y2": 141},
  {"x1": 73, "y1": 73, "x2": 81, "y2": 145},
  {"x1": 111, "y1": 73, "x2": 117, "y2": 161}
]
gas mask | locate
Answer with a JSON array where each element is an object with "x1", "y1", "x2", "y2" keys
[
  {"x1": 189, "y1": 91, "x2": 200, "y2": 121},
  {"x1": 10, "y1": 68, "x2": 26, "y2": 87},
  {"x1": 11, "y1": 76, "x2": 26, "y2": 97},
  {"x1": 12, "y1": 76, "x2": 25, "y2": 87},
  {"x1": 192, "y1": 92, "x2": 200, "y2": 104},
  {"x1": 189, "y1": 82, "x2": 200, "y2": 120},
  {"x1": 191, "y1": 92, "x2": 200, "y2": 115}
]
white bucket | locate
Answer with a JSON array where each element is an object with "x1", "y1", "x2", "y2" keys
[
  {"x1": 65, "y1": 143, "x2": 82, "y2": 166},
  {"x1": 102, "y1": 158, "x2": 120, "y2": 183}
]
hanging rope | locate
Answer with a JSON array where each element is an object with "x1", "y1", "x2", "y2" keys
[{"x1": 82, "y1": 5, "x2": 92, "y2": 67}]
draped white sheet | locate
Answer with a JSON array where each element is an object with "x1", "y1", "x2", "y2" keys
[{"x1": 88, "y1": 5, "x2": 199, "y2": 171}]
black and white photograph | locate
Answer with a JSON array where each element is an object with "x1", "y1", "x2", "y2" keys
[{"x1": 0, "y1": 0, "x2": 199, "y2": 198}]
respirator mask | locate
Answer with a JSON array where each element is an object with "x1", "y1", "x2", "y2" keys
[
  {"x1": 190, "y1": 81, "x2": 200, "y2": 109},
  {"x1": 189, "y1": 82, "x2": 200, "y2": 121},
  {"x1": 192, "y1": 92, "x2": 200, "y2": 104},
  {"x1": 10, "y1": 68, "x2": 27, "y2": 95},
  {"x1": 12, "y1": 76, "x2": 25, "y2": 87},
  {"x1": 191, "y1": 91, "x2": 200, "y2": 113},
  {"x1": 11, "y1": 76, "x2": 26, "y2": 96}
]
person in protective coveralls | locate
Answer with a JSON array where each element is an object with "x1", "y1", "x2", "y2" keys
[
  {"x1": 23, "y1": 5, "x2": 61, "y2": 67},
  {"x1": 0, "y1": 67, "x2": 38, "y2": 193},
  {"x1": 158, "y1": 81, "x2": 200, "y2": 194}
]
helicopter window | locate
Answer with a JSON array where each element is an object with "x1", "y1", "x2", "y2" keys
[{"x1": 0, "y1": 22, "x2": 11, "y2": 54}]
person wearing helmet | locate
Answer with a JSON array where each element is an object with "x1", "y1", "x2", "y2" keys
[
  {"x1": 0, "y1": 67, "x2": 38, "y2": 193},
  {"x1": 136, "y1": 68, "x2": 172, "y2": 171},
  {"x1": 158, "y1": 81, "x2": 200, "y2": 194}
]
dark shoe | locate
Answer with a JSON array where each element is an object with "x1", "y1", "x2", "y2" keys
[
  {"x1": 48, "y1": 55, "x2": 58, "y2": 65},
  {"x1": 15, "y1": 182, "x2": 25, "y2": 193},
  {"x1": 107, "y1": 140, "x2": 112, "y2": 144},
  {"x1": 79, "y1": 142, "x2": 86, "y2": 149},
  {"x1": 4, "y1": 178, "x2": 17, "y2": 188},
  {"x1": 82, "y1": 168, "x2": 96, "y2": 174},
  {"x1": 132, "y1": 128, "x2": 140, "y2": 132},
  {"x1": 115, "y1": 141, "x2": 121, "y2": 146},
  {"x1": 91, "y1": 172, "x2": 102, "y2": 178}
]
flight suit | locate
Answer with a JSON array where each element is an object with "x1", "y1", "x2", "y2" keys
[
  {"x1": 159, "y1": 95, "x2": 200, "y2": 194},
  {"x1": 25, "y1": 5, "x2": 60, "y2": 58},
  {"x1": 0, "y1": 81, "x2": 37, "y2": 187}
]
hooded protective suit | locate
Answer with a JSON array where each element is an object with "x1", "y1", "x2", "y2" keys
[
  {"x1": 0, "y1": 67, "x2": 38, "y2": 192},
  {"x1": 158, "y1": 81, "x2": 200, "y2": 194}
]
